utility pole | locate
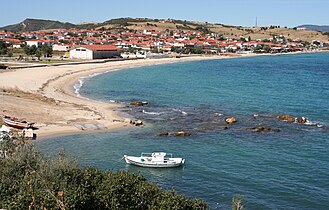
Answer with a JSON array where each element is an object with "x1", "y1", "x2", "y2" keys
[{"x1": 255, "y1": 17, "x2": 258, "y2": 27}]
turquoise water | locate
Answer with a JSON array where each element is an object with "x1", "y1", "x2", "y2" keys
[{"x1": 37, "y1": 53, "x2": 329, "y2": 209}]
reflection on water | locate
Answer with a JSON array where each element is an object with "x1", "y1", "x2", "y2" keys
[{"x1": 124, "y1": 164, "x2": 185, "y2": 185}]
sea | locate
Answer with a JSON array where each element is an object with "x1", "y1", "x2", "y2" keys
[{"x1": 37, "y1": 53, "x2": 329, "y2": 209}]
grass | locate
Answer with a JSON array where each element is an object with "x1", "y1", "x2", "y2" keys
[{"x1": 33, "y1": 59, "x2": 75, "y2": 64}]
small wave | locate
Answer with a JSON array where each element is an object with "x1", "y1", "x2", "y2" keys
[
  {"x1": 172, "y1": 108, "x2": 188, "y2": 115},
  {"x1": 142, "y1": 110, "x2": 163, "y2": 115},
  {"x1": 73, "y1": 78, "x2": 85, "y2": 97},
  {"x1": 304, "y1": 120, "x2": 317, "y2": 126},
  {"x1": 73, "y1": 69, "x2": 119, "y2": 100},
  {"x1": 214, "y1": 113, "x2": 223, "y2": 117},
  {"x1": 295, "y1": 117, "x2": 325, "y2": 127},
  {"x1": 304, "y1": 120, "x2": 326, "y2": 128}
]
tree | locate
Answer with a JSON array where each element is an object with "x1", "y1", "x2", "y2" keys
[
  {"x1": 35, "y1": 49, "x2": 42, "y2": 60},
  {"x1": 41, "y1": 44, "x2": 53, "y2": 57},
  {"x1": 59, "y1": 39, "x2": 69, "y2": 44},
  {"x1": 240, "y1": 37, "x2": 247, "y2": 42},
  {"x1": 263, "y1": 45, "x2": 271, "y2": 53},
  {"x1": 0, "y1": 40, "x2": 8, "y2": 55},
  {"x1": 194, "y1": 48, "x2": 203, "y2": 54},
  {"x1": 253, "y1": 44, "x2": 263, "y2": 53},
  {"x1": 24, "y1": 45, "x2": 38, "y2": 57},
  {"x1": 189, "y1": 34, "x2": 198, "y2": 40}
]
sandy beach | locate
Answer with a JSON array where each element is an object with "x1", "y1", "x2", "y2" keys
[{"x1": 0, "y1": 55, "x2": 233, "y2": 139}]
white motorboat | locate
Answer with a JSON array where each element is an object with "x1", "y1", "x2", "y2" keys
[{"x1": 124, "y1": 152, "x2": 185, "y2": 168}]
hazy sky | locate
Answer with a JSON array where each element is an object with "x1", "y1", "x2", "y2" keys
[{"x1": 1, "y1": 0, "x2": 328, "y2": 27}]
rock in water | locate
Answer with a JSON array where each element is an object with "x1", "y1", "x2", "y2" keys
[
  {"x1": 171, "y1": 131, "x2": 192, "y2": 136},
  {"x1": 225, "y1": 117, "x2": 237, "y2": 124},
  {"x1": 130, "y1": 101, "x2": 148, "y2": 106},
  {"x1": 134, "y1": 120, "x2": 143, "y2": 126},
  {"x1": 278, "y1": 115, "x2": 295, "y2": 123},
  {"x1": 296, "y1": 117, "x2": 307, "y2": 124}
]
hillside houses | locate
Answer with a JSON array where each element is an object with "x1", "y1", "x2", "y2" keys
[{"x1": 0, "y1": 25, "x2": 327, "y2": 59}]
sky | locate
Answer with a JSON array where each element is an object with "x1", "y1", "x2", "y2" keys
[{"x1": 1, "y1": 0, "x2": 329, "y2": 28}]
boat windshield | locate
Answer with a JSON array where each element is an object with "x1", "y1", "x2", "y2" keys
[{"x1": 141, "y1": 152, "x2": 173, "y2": 158}]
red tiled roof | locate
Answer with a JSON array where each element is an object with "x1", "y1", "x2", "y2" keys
[
  {"x1": 77, "y1": 45, "x2": 119, "y2": 51},
  {"x1": 27, "y1": 40, "x2": 53, "y2": 43},
  {"x1": 2, "y1": 38, "x2": 22, "y2": 44}
]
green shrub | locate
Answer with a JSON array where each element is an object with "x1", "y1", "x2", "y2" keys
[{"x1": 0, "y1": 139, "x2": 207, "y2": 209}]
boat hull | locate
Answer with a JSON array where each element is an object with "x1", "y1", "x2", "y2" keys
[
  {"x1": 3, "y1": 118, "x2": 32, "y2": 129},
  {"x1": 124, "y1": 155, "x2": 185, "y2": 168}
]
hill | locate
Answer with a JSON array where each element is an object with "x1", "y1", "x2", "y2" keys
[
  {"x1": 0, "y1": 18, "x2": 77, "y2": 32},
  {"x1": 93, "y1": 18, "x2": 329, "y2": 42},
  {"x1": 1, "y1": 18, "x2": 328, "y2": 43},
  {"x1": 297, "y1": 24, "x2": 329, "y2": 32}
]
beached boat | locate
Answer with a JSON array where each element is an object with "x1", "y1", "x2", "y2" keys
[
  {"x1": 2, "y1": 115, "x2": 34, "y2": 129},
  {"x1": 124, "y1": 152, "x2": 185, "y2": 168}
]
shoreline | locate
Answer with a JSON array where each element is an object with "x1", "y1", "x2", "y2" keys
[
  {"x1": 0, "y1": 51, "x2": 326, "y2": 139},
  {"x1": 0, "y1": 55, "x2": 228, "y2": 139}
]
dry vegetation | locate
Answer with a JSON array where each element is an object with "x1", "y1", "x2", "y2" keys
[
  {"x1": 97, "y1": 19, "x2": 329, "y2": 43},
  {"x1": 0, "y1": 87, "x2": 56, "y2": 104}
]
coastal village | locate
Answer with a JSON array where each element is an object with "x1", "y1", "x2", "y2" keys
[
  {"x1": 0, "y1": 18, "x2": 329, "y2": 140},
  {"x1": 0, "y1": 18, "x2": 328, "y2": 62},
  {"x1": 1, "y1": 7, "x2": 329, "y2": 208}
]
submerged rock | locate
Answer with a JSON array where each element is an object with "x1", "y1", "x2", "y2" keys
[
  {"x1": 130, "y1": 101, "x2": 148, "y2": 106},
  {"x1": 158, "y1": 131, "x2": 192, "y2": 137},
  {"x1": 219, "y1": 126, "x2": 229, "y2": 130},
  {"x1": 171, "y1": 131, "x2": 192, "y2": 136},
  {"x1": 278, "y1": 115, "x2": 295, "y2": 123},
  {"x1": 225, "y1": 117, "x2": 237, "y2": 124},
  {"x1": 159, "y1": 132, "x2": 169, "y2": 136},
  {"x1": 247, "y1": 125, "x2": 281, "y2": 133}
]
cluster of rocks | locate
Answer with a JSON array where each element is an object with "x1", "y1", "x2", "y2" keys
[
  {"x1": 278, "y1": 115, "x2": 308, "y2": 124},
  {"x1": 127, "y1": 99, "x2": 319, "y2": 136},
  {"x1": 123, "y1": 118, "x2": 143, "y2": 126}
]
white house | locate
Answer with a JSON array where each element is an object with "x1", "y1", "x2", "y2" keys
[
  {"x1": 26, "y1": 40, "x2": 54, "y2": 47},
  {"x1": 13, "y1": 44, "x2": 22, "y2": 49},
  {"x1": 52, "y1": 44, "x2": 71, "y2": 51},
  {"x1": 69, "y1": 45, "x2": 121, "y2": 60}
]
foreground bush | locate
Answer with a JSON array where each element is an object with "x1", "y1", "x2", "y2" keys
[{"x1": 0, "y1": 138, "x2": 207, "y2": 209}]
